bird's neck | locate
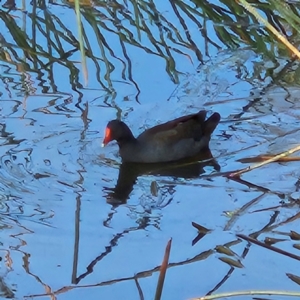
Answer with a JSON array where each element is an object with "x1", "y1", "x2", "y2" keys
[{"x1": 117, "y1": 127, "x2": 136, "y2": 148}]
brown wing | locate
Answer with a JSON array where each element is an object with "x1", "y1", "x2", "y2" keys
[{"x1": 138, "y1": 111, "x2": 207, "y2": 145}]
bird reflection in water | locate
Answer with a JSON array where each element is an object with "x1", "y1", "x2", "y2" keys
[{"x1": 103, "y1": 149, "x2": 220, "y2": 206}]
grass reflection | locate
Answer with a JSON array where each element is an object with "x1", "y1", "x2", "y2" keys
[{"x1": 1, "y1": 0, "x2": 300, "y2": 99}]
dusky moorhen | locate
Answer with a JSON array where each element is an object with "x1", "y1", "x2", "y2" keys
[{"x1": 102, "y1": 110, "x2": 220, "y2": 163}]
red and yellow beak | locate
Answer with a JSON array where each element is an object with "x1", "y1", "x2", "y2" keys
[{"x1": 102, "y1": 127, "x2": 111, "y2": 147}]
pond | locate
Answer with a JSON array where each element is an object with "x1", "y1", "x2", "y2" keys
[{"x1": 1, "y1": 0, "x2": 300, "y2": 299}]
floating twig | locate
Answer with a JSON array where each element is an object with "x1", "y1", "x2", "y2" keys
[
  {"x1": 229, "y1": 145, "x2": 300, "y2": 177},
  {"x1": 237, "y1": 234, "x2": 300, "y2": 261},
  {"x1": 154, "y1": 239, "x2": 172, "y2": 300}
]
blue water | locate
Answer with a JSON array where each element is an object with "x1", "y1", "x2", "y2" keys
[{"x1": 0, "y1": 0, "x2": 300, "y2": 299}]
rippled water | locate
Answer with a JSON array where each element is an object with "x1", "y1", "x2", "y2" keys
[{"x1": 1, "y1": 0, "x2": 300, "y2": 299}]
